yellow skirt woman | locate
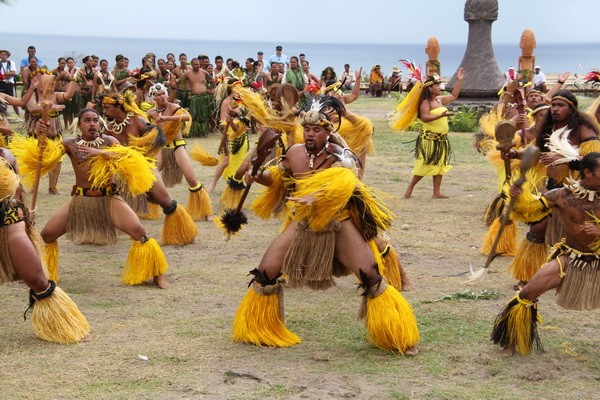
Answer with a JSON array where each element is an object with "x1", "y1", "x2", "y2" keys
[{"x1": 390, "y1": 66, "x2": 465, "y2": 198}]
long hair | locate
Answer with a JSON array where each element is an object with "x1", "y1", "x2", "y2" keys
[{"x1": 536, "y1": 90, "x2": 599, "y2": 151}]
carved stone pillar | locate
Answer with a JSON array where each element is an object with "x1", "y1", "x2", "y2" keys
[{"x1": 446, "y1": 0, "x2": 504, "y2": 98}]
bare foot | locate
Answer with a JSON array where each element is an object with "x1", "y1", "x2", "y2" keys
[
  {"x1": 205, "y1": 214, "x2": 214, "y2": 222},
  {"x1": 48, "y1": 187, "x2": 62, "y2": 195},
  {"x1": 405, "y1": 346, "x2": 419, "y2": 356},
  {"x1": 500, "y1": 345, "x2": 515, "y2": 356},
  {"x1": 432, "y1": 194, "x2": 449, "y2": 199},
  {"x1": 206, "y1": 184, "x2": 214, "y2": 195},
  {"x1": 154, "y1": 275, "x2": 170, "y2": 289},
  {"x1": 401, "y1": 281, "x2": 415, "y2": 291},
  {"x1": 404, "y1": 189, "x2": 413, "y2": 199}
]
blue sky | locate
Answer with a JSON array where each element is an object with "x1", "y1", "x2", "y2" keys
[{"x1": 0, "y1": 0, "x2": 595, "y2": 44}]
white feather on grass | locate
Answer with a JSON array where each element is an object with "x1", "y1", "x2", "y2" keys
[{"x1": 462, "y1": 264, "x2": 488, "y2": 284}]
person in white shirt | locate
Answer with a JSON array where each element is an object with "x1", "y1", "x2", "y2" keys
[
  {"x1": 339, "y1": 64, "x2": 355, "y2": 91},
  {"x1": 0, "y1": 49, "x2": 20, "y2": 116},
  {"x1": 533, "y1": 65, "x2": 547, "y2": 92},
  {"x1": 266, "y1": 45, "x2": 289, "y2": 72}
]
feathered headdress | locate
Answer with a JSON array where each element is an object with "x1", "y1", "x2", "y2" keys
[
  {"x1": 400, "y1": 59, "x2": 422, "y2": 83},
  {"x1": 149, "y1": 83, "x2": 169, "y2": 97},
  {"x1": 299, "y1": 95, "x2": 346, "y2": 132},
  {"x1": 389, "y1": 59, "x2": 425, "y2": 131}
]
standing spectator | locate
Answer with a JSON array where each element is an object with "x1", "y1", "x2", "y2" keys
[
  {"x1": 0, "y1": 49, "x2": 20, "y2": 116},
  {"x1": 533, "y1": 65, "x2": 547, "y2": 92},
  {"x1": 20, "y1": 45, "x2": 43, "y2": 71},
  {"x1": 298, "y1": 53, "x2": 306, "y2": 65},
  {"x1": 369, "y1": 65, "x2": 384, "y2": 97},
  {"x1": 267, "y1": 45, "x2": 289, "y2": 72},
  {"x1": 113, "y1": 54, "x2": 130, "y2": 92},
  {"x1": 282, "y1": 56, "x2": 307, "y2": 93},
  {"x1": 339, "y1": 64, "x2": 355, "y2": 91}
]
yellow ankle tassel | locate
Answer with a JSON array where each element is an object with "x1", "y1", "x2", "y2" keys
[
  {"x1": 491, "y1": 292, "x2": 543, "y2": 355},
  {"x1": 376, "y1": 243, "x2": 402, "y2": 291},
  {"x1": 162, "y1": 203, "x2": 198, "y2": 245},
  {"x1": 44, "y1": 242, "x2": 59, "y2": 282},
  {"x1": 363, "y1": 281, "x2": 420, "y2": 353},
  {"x1": 142, "y1": 202, "x2": 161, "y2": 220},
  {"x1": 233, "y1": 280, "x2": 301, "y2": 347},
  {"x1": 30, "y1": 283, "x2": 90, "y2": 344},
  {"x1": 186, "y1": 183, "x2": 213, "y2": 220},
  {"x1": 123, "y1": 238, "x2": 169, "y2": 285}
]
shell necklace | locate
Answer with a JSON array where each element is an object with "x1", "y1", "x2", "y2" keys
[{"x1": 110, "y1": 112, "x2": 133, "y2": 134}]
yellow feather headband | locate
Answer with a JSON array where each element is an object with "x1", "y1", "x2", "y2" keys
[
  {"x1": 531, "y1": 105, "x2": 550, "y2": 116},
  {"x1": 423, "y1": 74, "x2": 442, "y2": 87},
  {"x1": 553, "y1": 95, "x2": 576, "y2": 109}
]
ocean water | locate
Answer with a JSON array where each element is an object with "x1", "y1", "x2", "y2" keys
[{"x1": 3, "y1": 32, "x2": 599, "y2": 79}]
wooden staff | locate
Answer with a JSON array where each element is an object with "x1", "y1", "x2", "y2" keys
[
  {"x1": 30, "y1": 74, "x2": 56, "y2": 211},
  {"x1": 466, "y1": 145, "x2": 540, "y2": 283},
  {"x1": 495, "y1": 120, "x2": 516, "y2": 182},
  {"x1": 219, "y1": 128, "x2": 282, "y2": 236}
]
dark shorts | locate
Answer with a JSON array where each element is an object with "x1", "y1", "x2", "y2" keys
[{"x1": 0, "y1": 81, "x2": 15, "y2": 96}]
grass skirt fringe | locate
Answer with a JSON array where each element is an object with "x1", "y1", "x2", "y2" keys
[
  {"x1": 491, "y1": 293, "x2": 543, "y2": 355},
  {"x1": 282, "y1": 220, "x2": 339, "y2": 289},
  {"x1": 189, "y1": 94, "x2": 211, "y2": 137},
  {"x1": 545, "y1": 213, "x2": 564, "y2": 247},
  {"x1": 143, "y1": 202, "x2": 161, "y2": 220},
  {"x1": 160, "y1": 147, "x2": 183, "y2": 187},
  {"x1": 251, "y1": 166, "x2": 286, "y2": 219},
  {"x1": 161, "y1": 204, "x2": 197, "y2": 245},
  {"x1": 67, "y1": 196, "x2": 117, "y2": 245},
  {"x1": 556, "y1": 256, "x2": 600, "y2": 310},
  {"x1": 481, "y1": 218, "x2": 517, "y2": 257},
  {"x1": 123, "y1": 238, "x2": 169, "y2": 285},
  {"x1": 0, "y1": 227, "x2": 19, "y2": 283},
  {"x1": 508, "y1": 237, "x2": 548, "y2": 282},
  {"x1": 362, "y1": 280, "x2": 420, "y2": 353},
  {"x1": 31, "y1": 286, "x2": 90, "y2": 344},
  {"x1": 44, "y1": 241, "x2": 59, "y2": 282},
  {"x1": 186, "y1": 185, "x2": 213, "y2": 220},
  {"x1": 121, "y1": 185, "x2": 150, "y2": 217},
  {"x1": 232, "y1": 280, "x2": 301, "y2": 347},
  {"x1": 219, "y1": 177, "x2": 246, "y2": 210}
]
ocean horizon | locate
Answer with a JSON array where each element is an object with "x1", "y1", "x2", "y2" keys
[{"x1": 3, "y1": 32, "x2": 599, "y2": 80}]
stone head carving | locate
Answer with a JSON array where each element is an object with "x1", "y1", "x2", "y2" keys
[
  {"x1": 425, "y1": 37, "x2": 440, "y2": 60},
  {"x1": 464, "y1": 0, "x2": 498, "y2": 22},
  {"x1": 519, "y1": 29, "x2": 536, "y2": 56}
]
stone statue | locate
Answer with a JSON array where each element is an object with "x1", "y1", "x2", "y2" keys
[
  {"x1": 425, "y1": 37, "x2": 441, "y2": 77},
  {"x1": 446, "y1": 0, "x2": 504, "y2": 98},
  {"x1": 518, "y1": 29, "x2": 536, "y2": 82}
]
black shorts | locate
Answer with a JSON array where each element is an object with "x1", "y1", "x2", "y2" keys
[{"x1": 0, "y1": 81, "x2": 15, "y2": 96}]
